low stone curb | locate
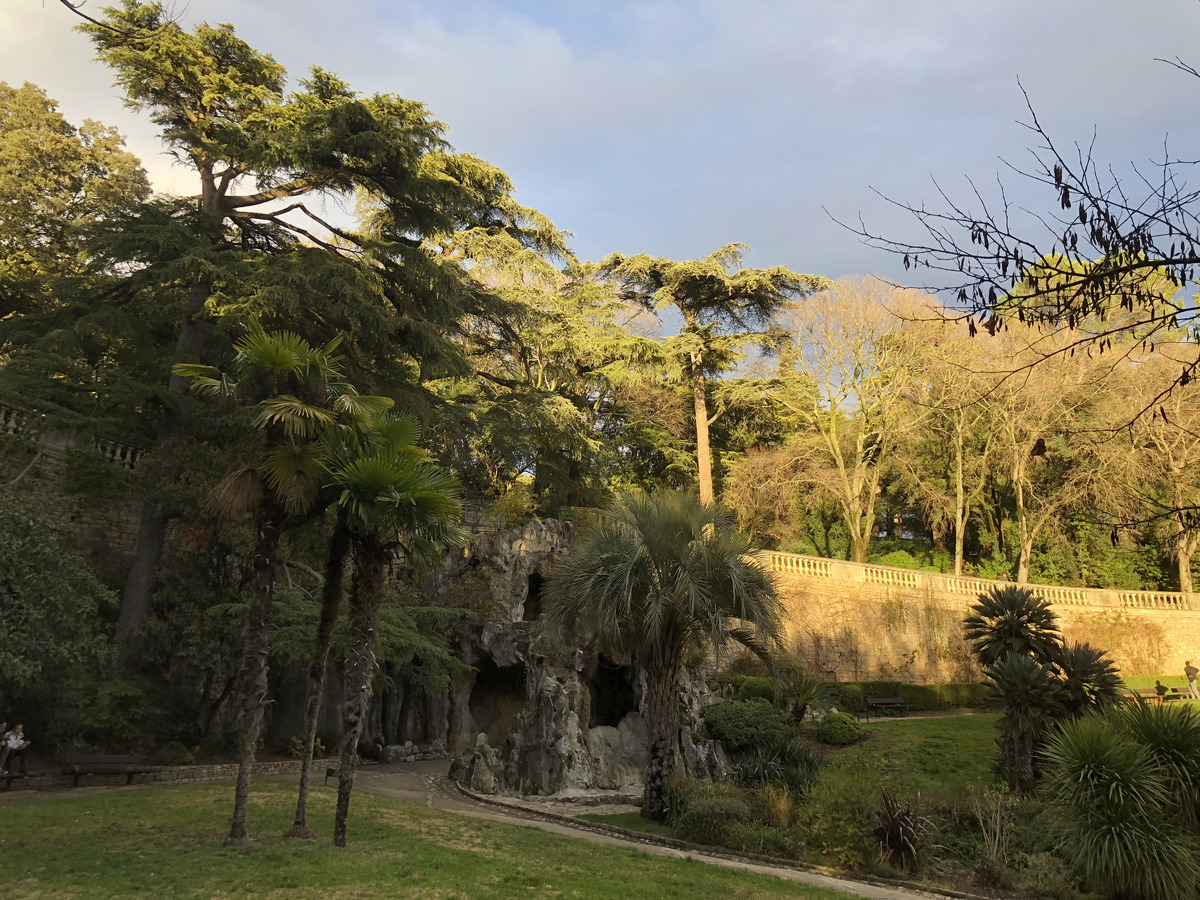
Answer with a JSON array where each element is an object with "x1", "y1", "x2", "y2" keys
[
  {"x1": 9, "y1": 757, "x2": 342, "y2": 790},
  {"x1": 451, "y1": 779, "x2": 990, "y2": 900}
]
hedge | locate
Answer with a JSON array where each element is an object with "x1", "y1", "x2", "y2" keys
[{"x1": 831, "y1": 682, "x2": 989, "y2": 713}]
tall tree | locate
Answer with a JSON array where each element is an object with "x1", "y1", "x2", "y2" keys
[
  {"x1": 323, "y1": 415, "x2": 463, "y2": 847},
  {"x1": 74, "y1": 2, "x2": 562, "y2": 651},
  {"x1": 773, "y1": 277, "x2": 930, "y2": 563},
  {"x1": 174, "y1": 323, "x2": 392, "y2": 845},
  {"x1": 544, "y1": 491, "x2": 781, "y2": 818},
  {"x1": 601, "y1": 245, "x2": 827, "y2": 505}
]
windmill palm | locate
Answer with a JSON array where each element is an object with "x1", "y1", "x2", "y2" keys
[
  {"x1": 543, "y1": 491, "x2": 782, "y2": 819},
  {"x1": 173, "y1": 321, "x2": 392, "y2": 845},
  {"x1": 963, "y1": 585, "x2": 1062, "y2": 667},
  {"x1": 323, "y1": 415, "x2": 464, "y2": 847},
  {"x1": 286, "y1": 414, "x2": 431, "y2": 839}
]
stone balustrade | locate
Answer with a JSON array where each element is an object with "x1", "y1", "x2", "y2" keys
[{"x1": 755, "y1": 550, "x2": 1198, "y2": 612}]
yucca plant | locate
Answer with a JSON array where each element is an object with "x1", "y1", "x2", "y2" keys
[
  {"x1": 1041, "y1": 714, "x2": 1200, "y2": 900},
  {"x1": 1047, "y1": 640, "x2": 1124, "y2": 718},
  {"x1": 1115, "y1": 701, "x2": 1200, "y2": 831},
  {"x1": 963, "y1": 585, "x2": 1062, "y2": 667},
  {"x1": 985, "y1": 653, "x2": 1064, "y2": 792},
  {"x1": 734, "y1": 733, "x2": 821, "y2": 794}
]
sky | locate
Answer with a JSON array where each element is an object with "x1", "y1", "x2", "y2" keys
[{"x1": 4, "y1": 0, "x2": 1200, "y2": 290}]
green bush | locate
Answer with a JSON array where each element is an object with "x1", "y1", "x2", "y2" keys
[
  {"x1": 154, "y1": 741, "x2": 194, "y2": 765},
  {"x1": 738, "y1": 676, "x2": 775, "y2": 703},
  {"x1": 834, "y1": 683, "x2": 865, "y2": 713},
  {"x1": 700, "y1": 699, "x2": 794, "y2": 754},
  {"x1": 735, "y1": 734, "x2": 821, "y2": 793},
  {"x1": 676, "y1": 794, "x2": 752, "y2": 846},
  {"x1": 816, "y1": 712, "x2": 863, "y2": 746},
  {"x1": 662, "y1": 775, "x2": 706, "y2": 828},
  {"x1": 798, "y1": 748, "x2": 882, "y2": 869}
]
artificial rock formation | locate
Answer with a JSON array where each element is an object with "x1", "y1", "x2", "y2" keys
[{"x1": 388, "y1": 517, "x2": 729, "y2": 797}]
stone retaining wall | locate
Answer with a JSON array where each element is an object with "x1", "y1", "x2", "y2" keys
[{"x1": 759, "y1": 551, "x2": 1200, "y2": 680}]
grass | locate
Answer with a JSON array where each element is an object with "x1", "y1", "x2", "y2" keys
[
  {"x1": 1, "y1": 782, "x2": 855, "y2": 899},
  {"x1": 852, "y1": 714, "x2": 999, "y2": 799},
  {"x1": 577, "y1": 811, "x2": 676, "y2": 838}
]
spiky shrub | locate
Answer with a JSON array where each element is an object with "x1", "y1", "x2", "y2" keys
[
  {"x1": 734, "y1": 734, "x2": 820, "y2": 794},
  {"x1": 1115, "y1": 701, "x2": 1200, "y2": 831},
  {"x1": 1047, "y1": 640, "x2": 1124, "y2": 718},
  {"x1": 963, "y1": 585, "x2": 1061, "y2": 667},
  {"x1": 985, "y1": 654, "x2": 1064, "y2": 792},
  {"x1": 774, "y1": 660, "x2": 836, "y2": 723},
  {"x1": 1041, "y1": 714, "x2": 1200, "y2": 900},
  {"x1": 816, "y1": 711, "x2": 863, "y2": 746},
  {"x1": 875, "y1": 786, "x2": 928, "y2": 873}
]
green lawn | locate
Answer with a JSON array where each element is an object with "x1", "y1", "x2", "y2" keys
[
  {"x1": 1, "y1": 782, "x2": 854, "y2": 899},
  {"x1": 855, "y1": 714, "x2": 999, "y2": 799}
]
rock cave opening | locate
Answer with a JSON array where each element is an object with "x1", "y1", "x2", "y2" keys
[
  {"x1": 588, "y1": 657, "x2": 637, "y2": 728},
  {"x1": 468, "y1": 657, "x2": 527, "y2": 746},
  {"x1": 523, "y1": 572, "x2": 542, "y2": 620}
]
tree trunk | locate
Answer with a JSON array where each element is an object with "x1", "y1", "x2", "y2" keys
[
  {"x1": 227, "y1": 500, "x2": 284, "y2": 846},
  {"x1": 640, "y1": 652, "x2": 682, "y2": 821},
  {"x1": 287, "y1": 510, "x2": 351, "y2": 838},
  {"x1": 849, "y1": 532, "x2": 870, "y2": 564},
  {"x1": 953, "y1": 428, "x2": 966, "y2": 576},
  {"x1": 688, "y1": 350, "x2": 714, "y2": 506},
  {"x1": 115, "y1": 273, "x2": 212, "y2": 665},
  {"x1": 333, "y1": 539, "x2": 389, "y2": 848}
]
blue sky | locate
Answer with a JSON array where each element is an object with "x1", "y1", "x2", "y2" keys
[{"x1": 5, "y1": 1, "x2": 1200, "y2": 290}]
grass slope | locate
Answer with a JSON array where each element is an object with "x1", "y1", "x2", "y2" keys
[
  {"x1": 857, "y1": 714, "x2": 999, "y2": 798},
  {"x1": 1, "y1": 783, "x2": 853, "y2": 899}
]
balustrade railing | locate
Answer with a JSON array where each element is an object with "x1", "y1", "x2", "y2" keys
[
  {"x1": 755, "y1": 549, "x2": 1198, "y2": 612},
  {"x1": 0, "y1": 400, "x2": 141, "y2": 470}
]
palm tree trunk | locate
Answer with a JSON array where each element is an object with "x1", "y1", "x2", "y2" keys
[
  {"x1": 227, "y1": 500, "x2": 284, "y2": 846},
  {"x1": 640, "y1": 652, "x2": 683, "y2": 821},
  {"x1": 333, "y1": 539, "x2": 388, "y2": 848},
  {"x1": 287, "y1": 510, "x2": 351, "y2": 838}
]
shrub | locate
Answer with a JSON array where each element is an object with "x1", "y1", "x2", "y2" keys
[
  {"x1": 676, "y1": 794, "x2": 752, "y2": 846},
  {"x1": 1041, "y1": 713, "x2": 1200, "y2": 900},
  {"x1": 817, "y1": 711, "x2": 863, "y2": 746},
  {"x1": 288, "y1": 735, "x2": 327, "y2": 759},
  {"x1": 875, "y1": 786, "x2": 929, "y2": 873},
  {"x1": 1013, "y1": 852, "x2": 1076, "y2": 900},
  {"x1": 700, "y1": 699, "x2": 794, "y2": 754},
  {"x1": 798, "y1": 748, "x2": 882, "y2": 869},
  {"x1": 835, "y1": 683, "x2": 865, "y2": 713},
  {"x1": 727, "y1": 820, "x2": 803, "y2": 858},
  {"x1": 737, "y1": 676, "x2": 776, "y2": 703},
  {"x1": 735, "y1": 734, "x2": 821, "y2": 793},
  {"x1": 661, "y1": 775, "x2": 706, "y2": 828},
  {"x1": 154, "y1": 741, "x2": 193, "y2": 765}
]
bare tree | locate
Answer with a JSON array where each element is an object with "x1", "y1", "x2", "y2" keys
[
  {"x1": 848, "y1": 76, "x2": 1200, "y2": 410},
  {"x1": 774, "y1": 278, "x2": 931, "y2": 563}
]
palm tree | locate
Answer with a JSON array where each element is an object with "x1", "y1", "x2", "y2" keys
[
  {"x1": 1048, "y1": 640, "x2": 1124, "y2": 719},
  {"x1": 963, "y1": 585, "x2": 1062, "y2": 667},
  {"x1": 985, "y1": 653, "x2": 1064, "y2": 793},
  {"x1": 173, "y1": 322, "x2": 392, "y2": 845},
  {"x1": 543, "y1": 491, "x2": 782, "y2": 819},
  {"x1": 324, "y1": 415, "x2": 464, "y2": 848},
  {"x1": 286, "y1": 415, "x2": 433, "y2": 839}
]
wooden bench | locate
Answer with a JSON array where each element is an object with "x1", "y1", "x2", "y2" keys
[
  {"x1": 63, "y1": 754, "x2": 149, "y2": 787},
  {"x1": 860, "y1": 697, "x2": 907, "y2": 721},
  {"x1": 1, "y1": 771, "x2": 29, "y2": 791}
]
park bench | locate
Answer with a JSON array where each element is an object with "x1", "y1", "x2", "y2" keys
[
  {"x1": 63, "y1": 754, "x2": 150, "y2": 787},
  {"x1": 860, "y1": 697, "x2": 907, "y2": 720},
  {"x1": 1129, "y1": 688, "x2": 1184, "y2": 703},
  {"x1": 1, "y1": 771, "x2": 29, "y2": 791}
]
